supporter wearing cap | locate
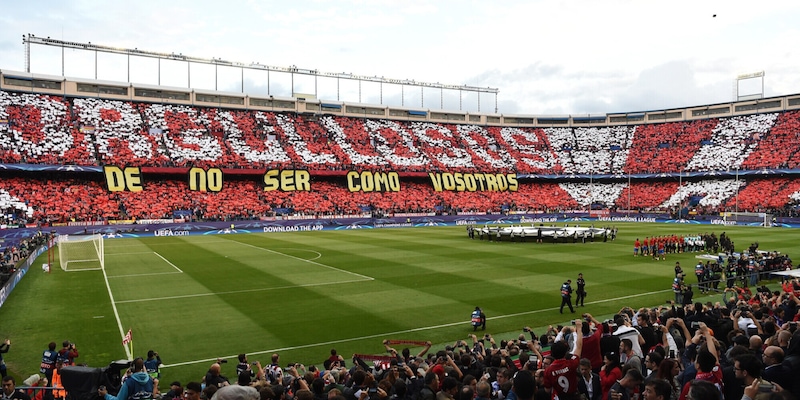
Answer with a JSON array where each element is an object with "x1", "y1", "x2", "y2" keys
[{"x1": 162, "y1": 382, "x2": 183, "y2": 400}]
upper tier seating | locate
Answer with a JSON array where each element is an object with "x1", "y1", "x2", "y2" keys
[{"x1": 2, "y1": 91, "x2": 798, "y2": 175}]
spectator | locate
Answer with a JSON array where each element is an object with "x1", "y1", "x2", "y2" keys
[
  {"x1": 99, "y1": 358, "x2": 158, "y2": 400},
  {"x1": 655, "y1": 359, "x2": 681, "y2": 400},
  {"x1": 204, "y1": 363, "x2": 230, "y2": 388},
  {"x1": 544, "y1": 319, "x2": 583, "y2": 400},
  {"x1": 607, "y1": 368, "x2": 644, "y2": 400},
  {"x1": 419, "y1": 372, "x2": 438, "y2": 400},
  {"x1": 643, "y1": 379, "x2": 673, "y2": 400},
  {"x1": 211, "y1": 385, "x2": 259, "y2": 400},
  {"x1": 2, "y1": 376, "x2": 30, "y2": 400},
  {"x1": 677, "y1": 323, "x2": 721, "y2": 400},
  {"x1": 577, "y1": 358, "x2": 601, "y2": 400},
  {"x1": 684, "y1": 380, "x2": 721, "y2": 400},
  {"x1": 437, "y1": 376, "x2": 459, "y2": 400},
  {"x1": 162, "y1": 382, "x2": 183, "y2": 400},
  {"x1": 761, "y1": 346, "x2": 790, "y2": 395},
  {"x1": 0, "y1": 340, "x2": 9, "y2": 378},
  {"x1": 599, "y1": 352, "x2": 622, "y2": 400},
  {"x1": 511, "y1": 370, "x2": 535, "y2": 400},
  {"x1": 613, "y1": 313, "x2": 645, "y2": 358},
  {"x1": 619, "y1": 339, "x2": 642, "y2": 375},
  {"x1": 644, "y1": 352, "x2": 664, "y2": 383}
]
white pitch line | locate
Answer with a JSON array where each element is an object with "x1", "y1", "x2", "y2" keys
[
  {"x1": 161, "y1": 288, "x2": 674, "y2": 369},
  {"x1": 232, "y1": 240, "x2": 374, "y2": 281},
  {"x1": 115, "y1": 278, "x2": 370, "y2": 304},
  {"x1": 100, "y1": 260, "x2": 133, "y2": 360},
  {"x1": 108, "y1": 271, "x2": 184, "y2": 279},
  {"x1": 154, "y1": 252, "x2": 183, "y2": 273},
  {"x1": 106, "y1": 252, "x2": 155, "y2": 256}
]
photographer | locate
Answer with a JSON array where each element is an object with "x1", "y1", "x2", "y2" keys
[
  {"x1": 56, "y1": 341, "x2": 78, "y2": 366},
  {"x1": 145, "y1": 350, "x2": 161, "y2": 380}
]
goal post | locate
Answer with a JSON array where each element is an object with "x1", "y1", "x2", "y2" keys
[
  {"x1": 722, "y1": 212, "x2": 773, "y2": 227},
  {"x1": 58, "y1": 234, "x2": 105, "y2": 271}
]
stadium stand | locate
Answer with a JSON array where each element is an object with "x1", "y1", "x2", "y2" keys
[{"x1": 6, "y1": 88, "x2": 800, "y2": 220}]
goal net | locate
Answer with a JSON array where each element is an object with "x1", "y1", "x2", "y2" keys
[
  {"x1": 722, "y1": 212, "x2": 773, "y2": 227},
  {"x1": 58, "y1": 234, "x2": 105, "y2": 271}
]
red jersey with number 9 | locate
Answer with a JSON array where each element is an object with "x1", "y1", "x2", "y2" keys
[{"x1": 544, "y1": 355, "x2": 580, "y2": 397}]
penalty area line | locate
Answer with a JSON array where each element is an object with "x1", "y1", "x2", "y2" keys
[
  {"x1": 154, "y1": 252, "x2": 184, "y2": 273},
  {"x1": 161, "y1": 289, "x2": 674, "y2": 369}
]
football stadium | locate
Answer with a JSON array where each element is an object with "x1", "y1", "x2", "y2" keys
[{"x1": 2, "y1": 23, "x2": 800, "y2": 400}]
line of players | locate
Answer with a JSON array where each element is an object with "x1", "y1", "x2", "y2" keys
[{"x1": 634, "y1": 234, "x2": 710, "y2": 260}]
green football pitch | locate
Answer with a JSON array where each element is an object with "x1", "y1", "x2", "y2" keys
[{"x1": 1, "y1": 223, "x2": 798, "y2": 384}]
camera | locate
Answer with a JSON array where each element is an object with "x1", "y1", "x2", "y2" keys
[
  {"x1": 669, "y1": 350, "x2": 675, "y2": 359},
  {"x1": 219, "y1": 359, "x2": 228, "y2": 364},
  {"x1": 758, "y1": 380, "x2": 775, "y2": 393},
  {"x1": 690, "y1": 321, "x2": 700, "y2": 328},
  {"x1": 523, "y1": 327, "x2": 530, "y2": 332},
  {"x1": 251, "y1": 361, "x2": 259, "y2": 365}
]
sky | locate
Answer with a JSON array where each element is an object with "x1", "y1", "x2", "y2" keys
[{"x1": 1, "y1": 0, "x2": 799, "y2": 116}]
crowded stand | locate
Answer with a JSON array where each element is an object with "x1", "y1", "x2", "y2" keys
[
  {"x1": 723, "y1": 178, "x2": 800, "y2": 213},
  {"x1": 0, "y1": 177, "x2": 587, "y2": 222},
  {"x1": 558, "y1": 183, "x2": 627, "y2": 208},
  {"x1": 1, "y1": 91, "x2": 799, "y2": 177},
  {"x1": 739, "y1": 110, "x2": 800, "y2": 170},
  {"x1": 547, "y1": 126, "x2": 634, "y2": 175},
  {"x1": 615, "y1": 182, "x2": 680, "y2": 211},
  {"x1": 684, "y1": 114, "x2": 779, "y2": 173},
  {"x1": 659, "y1": 180, "x2": 744, "y2": 211},
  {"x1": 488, "y1": 126, "x2": 560, "y2": 174},
  {"x1": 4, "y1": 90, "x2": 800, "y2": 220},
  {"x1": 624, "y1": 120, "x2": 714, "y2": 174},
  {"x1": 7, "y1": 81, "x2": 800, "y2": 400}
]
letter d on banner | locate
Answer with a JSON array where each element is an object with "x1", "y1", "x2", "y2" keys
[{"x1": 104, "y1": 166, "x2": 143, "y2": 192}]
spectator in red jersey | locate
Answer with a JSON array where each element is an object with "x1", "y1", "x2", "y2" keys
[
  {"x1": 580, "y1": 313, "x2": 606, "y2": 372},
  {"x1": 544, "y1": 319, "x2": 583, "y2": 400}
]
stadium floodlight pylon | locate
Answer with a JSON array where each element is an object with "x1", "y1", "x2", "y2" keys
[{"x1": 58, "y1": 234, "x2": 105, "y2": 271}]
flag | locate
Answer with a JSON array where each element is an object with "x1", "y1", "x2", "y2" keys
[{"x1": 122, "y1": 329, "x2": 132, "y2": 346}]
